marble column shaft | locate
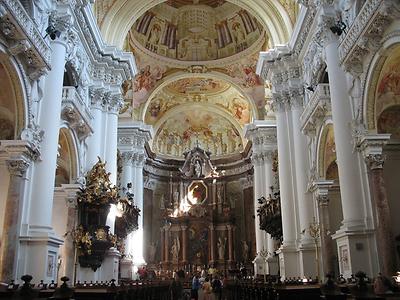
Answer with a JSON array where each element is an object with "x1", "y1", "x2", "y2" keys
[
  {"x1": 86, "y1": 95, "x2": 104, "y2": 169},
  {"x1": 366, "y1": 155, "x2": 396, "y2": 276},
  {"x1": 228, "y1": 225, "x2": 233, "y2": 262},
  {"x1": 30, "y1": 39, "x2": 68, "y2": 229},
  {"x1": 323, "y1": 32, "x2": 365, "y2": 228},
  {"x1": 275, "y1": 109, "x2": 297, "y2": 246},
  {"x1": 0, "y1": 159, "x2": 29, "y2": 282},
  {"x1": 210, "y1": 225, "x2": 215, "y2": 263},
  {"x1": 160, "y1": 228, "x2": 165, "y2": 262},
  {"x1": 317, "y1": 194, "x2": 335, "y2": 276},
  {"x1": 164, "y1": 226, "x2": 170, "y2": 262},
  {"x1": 290, "y1": 104, "x2": 314, "y2": 244},
  {"x1": 252, "y1": 157, "x2": 266, "y2": 253},
  {"x1": 181, "y1": 226, "x2": 187, "y2": 263}
]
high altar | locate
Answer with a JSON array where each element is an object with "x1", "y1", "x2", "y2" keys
[{"x1": 154, "y1": 146, "x2": 245, "y2": 272}]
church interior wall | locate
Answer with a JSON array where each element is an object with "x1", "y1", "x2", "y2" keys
[{"x1": 1, "y1": 0, "x2": 400, "y2": 287}]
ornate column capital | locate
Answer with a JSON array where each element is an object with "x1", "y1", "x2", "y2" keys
[
  {"x1": 315, "y1": 6, "x2": 339, "y2": 48},
  {"x1": 288, "y1": 88, "x2": 304, "y2": 110},
  {"x1": 365, "y1": 154, "x2": 385, "y2": 170},
  {"x1": 6, "y1": 158, "x2": 30, "y2": 177},
  {"x1": 358, "y1": 134, "x2": 391, "y2": 170},
  {"x1": 271, "y1": 92, "x2": 290, "y2": 113},
  {"x1": 310, "y1": 179, "x2": 334, "y2": 206},
  {"x1": 316, "y1": 193, "x2": 329, "y2": 206},
  {"x1": 89, "y1": 88, "x2": 105, "y2": 109},
  {"x1": 48, "y1": 10, "x2": 79, "y2": 56},
  {"x1": 251, "y1": 153, "x2": 264, "y2": 166},
  {"x1": 118, "y1": 123, "x2": 153, "y2": 151},
  {"x1": 108, "y1": 94, "x2": 124, "y2": 115},
  {"x1": 121, "y1": 151, "x2": 134, "y2": 166},
  {"x1": 0, "y1": 140, "x2": 40, "y2": 164},
  {"x1": 144, "y1": 176, "x2": 156, "y2": 190}
]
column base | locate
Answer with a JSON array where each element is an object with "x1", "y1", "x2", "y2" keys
[
  {"x1": 76, "y1": 266, "x2": 99, "y2": 284},
  {"x1": 120, "y1": 258, "x2": 134, "y2": 280},
  {"x1": 266, "y1": 256, "x2": 279, "y2": 276},
  {"x1": 332, "y1": 227, "x2": 376, "y2": 278},
  {"x1": 253, "y1": 254, "x2": 266, "y2": 276},
  {"x1": 277, "y1": 245, "x2": 299, "y2": 280},
  {"x1": 298, "y1": 244, "x2": 317, "y2": 278},
  {"x1": 99, "y1": 248, "x2": 121, "y2": 283},
  {"x1": 19, "y1": 226, "x2": 63, "y2": 284}
]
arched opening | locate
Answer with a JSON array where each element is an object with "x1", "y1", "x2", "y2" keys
[
  {"x1": 0, "y1": 60, "x2": 24, "y2": 140},
  {"x1": 54, "y1": 128, "x2": 77, "y2": 187},
  {"x1": 0, "y1": 52, "x2": 28, "y2": 279},
  {"x1": 367, "y1": 44, "x2": 400, "y2": 269}
]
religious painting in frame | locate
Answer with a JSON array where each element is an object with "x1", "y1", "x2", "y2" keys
[
  {"x1": 187, "y1": 180, "x2": 207, "y2": 205},
  {"x1": 47, "y1": 251, "x2": 57, "y2": 278},
  {"x1": 339, "y1": 245, "x2": 350, "y2": 272}
]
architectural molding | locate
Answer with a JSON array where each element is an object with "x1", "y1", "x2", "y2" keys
[{"x1": 0, "y1": 0, "x2": 51, "y2": 79}]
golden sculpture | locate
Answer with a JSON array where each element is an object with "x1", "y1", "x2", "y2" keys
[{"x1": 76, "y1": 157, "x2": 119, "y2": 205}]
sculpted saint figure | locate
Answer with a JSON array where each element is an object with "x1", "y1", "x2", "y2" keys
[
  {"x1": 148, "y1": 242, "x2": 157, "y2": 262},
  {"x1": 242, "y1": 241, "x2": 249, "y2": 262},
  {"x1": 170, "y1": 237, "x2": 180, "y2": 262},
  {"x1": 217, "y1": 236, "x2": 227, "y2": 260}
]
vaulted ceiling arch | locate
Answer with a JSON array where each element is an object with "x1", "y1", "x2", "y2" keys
[
  {"x1": 99, "y1": 0, "x2": 294, "y2": 49},
  {"x1": 141, "y1": 70, "x2": 260, "y2": 122}
]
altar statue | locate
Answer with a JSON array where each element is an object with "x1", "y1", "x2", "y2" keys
[
  {"x1": 217, "y1": 237, "x2": 227, "y2": 260},
  {"x1": 171, "y1": 237, "x2": 180, "y2": 262},
  {"x1": 242, "y1": 240, "x2": 249, "y2": 262}
]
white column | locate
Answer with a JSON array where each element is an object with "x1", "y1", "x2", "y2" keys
[
  {"x1": 24, "y1": 17, "x2": 76, "y2": 282},
  {"x1": 244, "y1": 121, "x2": 278, "y2": 276},
  {"x1": 275, "y1": 108, "x2": 297, "y2": 246},
  {"x1": 319, "y1": 9, "x2": 372, "y2": 277},
  {"x1": 252, "y1": 156, "x2": 266, "y2": 254},
  {"x1": 273, "y1": 100, "x2": 299, "y2": 278},
  {"x1": 118, "y1": 123, "x2": 153, "y2": 268},
  {"x1": 105, "y1": 96, "x2": 121, "y2": 185},
  {"x1": 30, "y1": 41, "x2": 67, "y2": 229},
  {"x1": 121, "y1": 152, "x2": 133, "y2": 189},
  {"x1": 131, "y1": 155, "x2": 145, "y2": 266},
  {"x1": 261, "y1": 150, "x2": 279, "y2": 275},
  {"x1": 322, "y1": 28, "x2": 364, "y2": 230},
  {"x1": 290, "y1": 97, "x2": 316, "y2": 277},
  {"x1": 86, "y1": 90, "x2": 105, "y2": 169}
]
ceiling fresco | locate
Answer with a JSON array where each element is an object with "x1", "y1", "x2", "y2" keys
[
  {"x1": 144, "y1": 78, "x2": 252, "y2": 127},
  {"x1": 131, "y1": 2, "x2": 264, "y2": 62},
  {"x1": 109, "y1": 0, "x2": 290, "y2": 159},
  {"x1": 165, "y1": 78, "x2": 230, "y2": 95},
  {"x1": 165, "y1": 0, "x2": 226, "y2": 8},
  {"x1": 154, "y1": 109, "x2": 243, "y2": 158}
]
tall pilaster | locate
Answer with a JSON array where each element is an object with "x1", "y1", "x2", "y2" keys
[
  {"x1": 272, "y1": 95, "x2": 299, "y2": 278},
  {"x1": 244, "y1": 121, "x2": 279, "y2": 275},
  {"x1": 311, "y1": 180, "x2": 335, "y2": 278},
  {"x1": 0, "y1": 141, "x2": 38, "y2": 282},
  {"x1": 118, "y1": 122, "x2": 153, "y2": 267},
  {"x1": 24, "y1": 10, "x2": 77, "y2": 282},
  {"x1": 288, "y1": 88, "x2": 316, "y2": 277},
  {"x1": 86, "y1": 88, "x2": 106, "y2": 169},
  {"x1": 105, "y1": 95, "x2": 123, "y2": 185},
  {"x1": 359, "y1": 134, "x2": 396, "y2": 276}
]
